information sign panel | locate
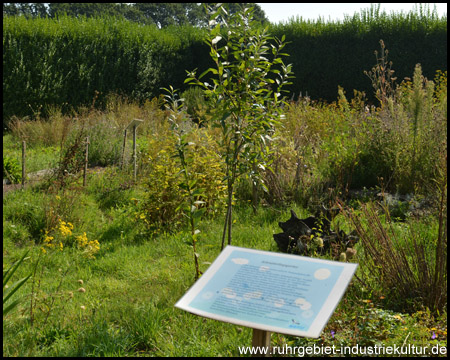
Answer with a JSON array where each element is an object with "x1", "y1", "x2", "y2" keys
[
  {"x1": 125, "y1": 118, "x2": 143, "y2": 130},
  {"x1": 175, "y1": 246, "x2": 357, "y2": 338}
]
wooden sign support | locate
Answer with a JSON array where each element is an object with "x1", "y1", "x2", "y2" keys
[{"x1": 252, "y1": 329, "x2": 271, "y2": 357}]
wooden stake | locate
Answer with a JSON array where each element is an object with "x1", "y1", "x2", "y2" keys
[
  {"x1": 22, "y1": 140, "x2": 26, "y2": 189},
  {"x1": 251, "y1": 329, "x2": 271, "y2": 357},
  {"x1": 124, "y1": 119, "x2": 143, "y2": 182},
  {"x1": 83, "y1": 136, "x2": 89, "y2": 186},
  {"x1": 133, "y1": 125, "x2": 137, "y2": 183}
]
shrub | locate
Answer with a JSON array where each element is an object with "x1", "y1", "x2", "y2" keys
[
  {"x1": 3, "y1": 15, "x2": 208, "y2": 125},
  {"x1": 269, "y1": 4, "x2": 447, "y2": 103},
  {"x1": 3, "y1": 155, "x2": 22, "y2": 184},
  {"x1": 140, "y1": 122, "x2": 226, "y2": 235},
  {"x1": 3, "y1": 5, "x2": 446, "y2": 125},
  {"x1": 141, "y1": 130, "x2": 184, "y2": 234}
]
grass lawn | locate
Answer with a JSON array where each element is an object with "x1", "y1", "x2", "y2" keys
[{"x1": 3, "y1": 169, "x2": 447, "y2": 356}]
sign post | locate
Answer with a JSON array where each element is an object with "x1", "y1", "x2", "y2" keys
[
  {"x1": 251, "y1": 329, "x2": 271, "y2": 357},
  {"x1": 175, "y1": 246, "x2": 357, "y2": 355},
  {"x1": 123, "y1": 119, "x2": 143, "y2": 182}
]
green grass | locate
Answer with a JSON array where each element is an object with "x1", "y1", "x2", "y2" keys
[
  {"x1": 3, "y1": 72, "x2": 447, "y2": 355},
  {"x1": 3, "y1": 171, "x2": 447, "y2": 356},
  {"x1": 3, "y1": 134, "x2": 60, "y2": 176}
]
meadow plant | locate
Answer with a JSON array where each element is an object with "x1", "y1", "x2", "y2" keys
[
  {"x1": 3, "y1": 251, "x2": 31, "y2": 317},
  {"x1": 40, "y1": 216, "x2": 100, "y2": 259},
  {"x1": 22, "y1": 210, "x2": 100, "y2": 330},
  {"x1": 263, "y1": 56, "x2": 446, "y2": 206},
  {"x1": 8, "y1": 103, "x2": 78, "y2": 149},
  {"x1": 284, "y1": 51, "x2": 447, "y2": 199},
  {"x1": 376, "y1": 65, "x2": 446, "y2": 195},
  {"x1": 162, "y1": 85, "x2": 205, "y2": 280},
  {"x1": 364, "y1": 39, "x2": 397, "y2": 108},
  {"x1": 3, "y1": 155, "x2": 22, "y2": 184}
]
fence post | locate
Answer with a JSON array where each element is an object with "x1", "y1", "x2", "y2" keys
[
  {"x1": 83, "y1": 136, "x2": 89, "y2": 186},
  {"x1": 121, "y1": 129, "x2": 127, "y2": 170},
  {"x1": 22, "y1": 140, "x2": 26, "y2": 189},
  {"x1": 133, "y1": 125, "x2": 137, "y2": 183},
  {"x1": 124, "y1": 119, "x2": 143, "y2": 183}
]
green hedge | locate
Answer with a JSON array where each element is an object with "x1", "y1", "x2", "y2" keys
[
  {"x1": 3, "y1": 10, "x2": 447, "y2": 126},
  {"x1": 3, "y1": 15, "x2": 210, "y2": 126},
  {"x1": 270, "y1": 9, "x2": 447, "y2": 102}
]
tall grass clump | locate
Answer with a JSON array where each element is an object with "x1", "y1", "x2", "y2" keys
[
  {"x1": 8, "y1": 107, "x2": 75, "y2": 148},
  {"x1": 340, "y1": 184, "x2": 447, "y2": 314}
]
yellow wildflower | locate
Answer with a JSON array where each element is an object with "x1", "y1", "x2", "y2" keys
[
  {"x1": 58, "y1": 219, "x2": 73, "y2": 237},
  {"x1": 44, "y1": 233, "x2": 55, "y2": 248},
  {"x1": 75, "y1": 232, "x2": 100, "y2": 258},
  {"x1": 76, "y1": 232, "x2": 88, "y2": 247}
]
